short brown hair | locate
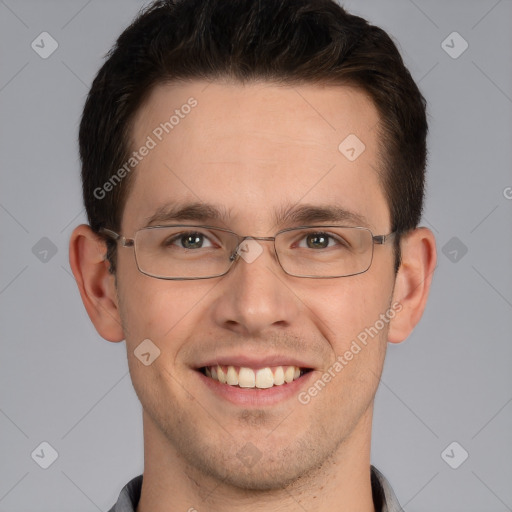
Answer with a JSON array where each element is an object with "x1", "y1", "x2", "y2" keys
[{"x1": 79, "y1": 0, "x2": 428, "y2": 273}]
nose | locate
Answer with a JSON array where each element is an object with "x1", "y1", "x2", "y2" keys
[{"x1": 210, "y1": 239, "x2": 301, "y2": 336}]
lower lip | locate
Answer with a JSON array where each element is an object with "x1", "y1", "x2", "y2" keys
[{"x1": 195, "y1": 369, "x2": 315, "y2": 407}]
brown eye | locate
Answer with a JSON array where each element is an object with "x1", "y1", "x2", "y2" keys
[
  {"x1": 180, "y1": 233, "x2": 204, "y2": 249},
  {"x1": 306, "y1": 233, "x2": 329, "y2": 249},
  {"x1": 163, "y1": 231, "x2": 214, "y2": 249}
]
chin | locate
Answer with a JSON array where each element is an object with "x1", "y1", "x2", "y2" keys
[{"x1": 182, "y1": 434, "x2": 333, "y2": 493}]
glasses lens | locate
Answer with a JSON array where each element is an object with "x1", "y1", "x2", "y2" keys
[
  {"x1": 275, "y1": 226, "x2": 373, "y2": 278},
  {"x1": 133, "y1": 226, "x2": 238, "y2": 279}
]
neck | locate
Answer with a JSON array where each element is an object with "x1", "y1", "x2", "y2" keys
[{"x1": 136, "y1": 409, "x2": 376, "y2": 512}]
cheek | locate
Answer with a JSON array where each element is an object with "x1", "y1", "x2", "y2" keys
[
  {"x1": 307, "y1": 277, "x2": 391, "y2": 407},
  {"x1": 304, "y1": 273, "x2": 394, "y2": 356},
  {"x1": 117, "y1": 268, "x2": 216, "y2": 347}
]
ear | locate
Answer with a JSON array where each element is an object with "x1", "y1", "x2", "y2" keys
[
  {"x1": 388, "y1": 227, "x2": 437, "y2": 344},
  {"x1": 69, "y1": 224, "x2": 125, "y2": 342}
]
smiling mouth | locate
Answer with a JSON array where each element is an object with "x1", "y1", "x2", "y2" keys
[{"x1": 198, "y1": 365, "x2": 313, "y2": 389}]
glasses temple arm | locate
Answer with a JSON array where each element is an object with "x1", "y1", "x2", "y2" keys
[{"x1": 372, "y1": 231, "x2": 397, "y2": 245}]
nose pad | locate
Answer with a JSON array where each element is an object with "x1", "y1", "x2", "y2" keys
[
  {"x1": 232, "y1": 238, "x2": 265, "y2": 265},
  {"x1": 229, "y1": 239, "x2": 249, "y2": 263}
]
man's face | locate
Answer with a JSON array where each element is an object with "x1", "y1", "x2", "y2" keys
[{"x1": 115, "y1": 80, "x2": 397, "y2": 489}]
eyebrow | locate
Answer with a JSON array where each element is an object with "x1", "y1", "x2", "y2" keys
[
  {"x1": 274, "y1": 203, "x2": 371, "y2": 228},
  {"x1": 143, "y1": 202, "x2": 231, "y2": 226},
  {"x1": 142, "y1": 201, "x2": 371, "y2": 229}
]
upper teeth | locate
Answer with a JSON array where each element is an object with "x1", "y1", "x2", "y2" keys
[{"x1": 204, "y1": 365, "x2": 303, "y2": 388}]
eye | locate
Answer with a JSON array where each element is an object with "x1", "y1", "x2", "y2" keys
[
  {"x1": 166, "y1": 232, "x2": 215, "y2": 249},
  {"x1": 298, "y1": 232, "x2": 344, "y2": 250}
]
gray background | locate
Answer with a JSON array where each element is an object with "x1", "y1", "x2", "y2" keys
[{"x1": 1, "y1": 0, "x2": 511, "y2": 510}]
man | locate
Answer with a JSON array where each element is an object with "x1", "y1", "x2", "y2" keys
[{"x1": 69, "y1": 0, "x2": 436, "y2": 510}]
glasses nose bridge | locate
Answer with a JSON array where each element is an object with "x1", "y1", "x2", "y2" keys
[
  {"x1": 229, "y1": 234, "x2": 278, "y2": 265},
  {"x1": 237, "y1": 234, "x2": 278, "y2": 254},
  {"x1": 241, "y1": 235, "x2": 276, "y2": 243}
]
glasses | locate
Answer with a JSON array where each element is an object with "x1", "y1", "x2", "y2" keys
[{"x1": 100, "y1": 224, "x2": 396, "y2": 280}]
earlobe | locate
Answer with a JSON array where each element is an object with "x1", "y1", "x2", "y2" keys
[
  {"x1": 387, "y1": 227, "x2": 437, "y2": 344},
  {"x1": 69, "y1": 224, "x2": 125, "y2": 342}
]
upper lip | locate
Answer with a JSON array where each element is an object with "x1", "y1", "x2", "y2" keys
[{"x1": 195, "y1": 354, "x2": 315, "y2": 370}]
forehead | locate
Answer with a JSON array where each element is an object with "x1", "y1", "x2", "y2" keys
[{"x1": 123, "y1": 80, "x2": 389, "y2": 233}]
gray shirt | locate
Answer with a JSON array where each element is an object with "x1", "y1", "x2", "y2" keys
[{"x1": 107, "y1": 465, "x2": 403, "y2": 511}]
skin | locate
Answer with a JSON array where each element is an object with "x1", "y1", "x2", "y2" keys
[{"x1": 70, "y1": 80, "x2": 436, "y2": 512}]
